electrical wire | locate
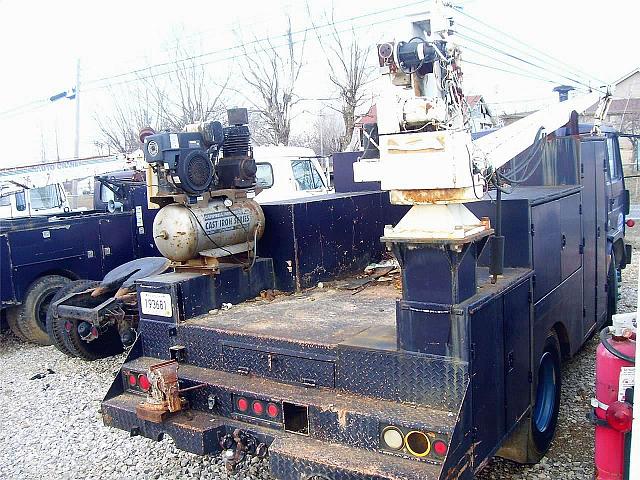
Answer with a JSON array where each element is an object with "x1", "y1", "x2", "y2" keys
[
  {"x1": 456, "y1": 21, "x2": 602, "y2": 90},
  {"x1": 456, "y1": 32, "x2": 604, "y2": 94},
  {"x1": 452, "y1": 8, "x2": 606, "y2": 86}
]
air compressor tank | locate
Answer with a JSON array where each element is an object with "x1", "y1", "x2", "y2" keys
[{"x1": 152, "y1": 198, "x2": 265, "y2": 262}]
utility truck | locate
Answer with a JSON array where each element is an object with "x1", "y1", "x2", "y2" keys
[
  {"x1": 0, "y1": 171, "x2": 158, "y2": 345},
  {"x1": 100, "y1": 5, "x2": 629, "y2": 479}
]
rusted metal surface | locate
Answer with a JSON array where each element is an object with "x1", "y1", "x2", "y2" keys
[
  {"x1": 135, "y1": 359, "x2": 205, "y2": 423},
  {"x1": 187, "y1": 281, "x2": 399, "y2": 347},
  {"x1": 390, "y1": 188, "x2": 478, "y2": 205}
]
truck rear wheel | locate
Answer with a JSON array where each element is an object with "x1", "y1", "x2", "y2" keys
[
  {"x1": 530, "y1": 331, "x2": 562, "y2": 455},
  {"x1": 12, "y1": 275, "x2": 71, "y2": 345},
  {"x1": 46, "y1": 280, "x2": 99, "y2": 357},
  {"x1": 497, "y1": 330, "x2": 562, "y2": 464},
  {"x1": 6, "y1": 307, "x2": 28, "y2": 341}
]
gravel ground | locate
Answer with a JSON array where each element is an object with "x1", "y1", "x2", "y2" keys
[{"x1": 0, "y1": 231, "x2": 637, "y2": 480}]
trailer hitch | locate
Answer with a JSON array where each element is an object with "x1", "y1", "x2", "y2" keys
[
  {"x1": 135, "y1": 359, "x2": 205, "y2": 423},
  {"x1": 219, "y1": 429, "x2": 267, "y2": 471}
]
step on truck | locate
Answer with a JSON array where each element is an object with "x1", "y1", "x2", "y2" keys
[
  {"x1": 0, "y1": 170, "x2": 158, "y2": 344},
  {"x1": 101, "y1": 7, "x2": 630, "y2": 480}
]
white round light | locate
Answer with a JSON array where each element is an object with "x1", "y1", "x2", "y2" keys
[
  {"x1": 382, "y1": 427, "x2": 404, "y2": 450},
  {"x1": 147, "y1": 140, "x2": 159, "y2": 157}
]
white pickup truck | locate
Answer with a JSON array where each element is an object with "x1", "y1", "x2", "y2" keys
[
  {"x1": 253, "y1": 146, "x2": 333, "y2": 203},
  {"x1": 0, "y1": 182, "x2": 70, "y2": 219}
]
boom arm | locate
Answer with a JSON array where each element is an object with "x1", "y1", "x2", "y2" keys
[{"x1": 473, "y1": 91, "x2": 601, "y2": 171}]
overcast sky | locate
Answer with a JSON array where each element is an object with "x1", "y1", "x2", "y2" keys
[{"x1": 0, "y1": 0, "x2": 638, "y2": 166}]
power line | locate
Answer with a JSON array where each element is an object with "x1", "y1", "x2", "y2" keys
[
  {"x1": 456, "y1": 32, "x2": 605, "y2": 94},
  {"x1": 458, "y1": 41, "x2": 591, "y2": 91},
  {"x1": 452, "y1": 7, "x2": 607, "y2": 86},
  {"x1": 82, "y1": 0, "x2": 426, "y2": 88}
]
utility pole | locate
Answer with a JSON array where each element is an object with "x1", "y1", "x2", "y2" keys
[{"x1": 74, "y1": 58, "x2": 81, "y2": 159}]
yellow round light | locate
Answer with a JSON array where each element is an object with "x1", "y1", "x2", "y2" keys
[{"x1": 405, "y1": 431, "x2": 431, "y2": 457}]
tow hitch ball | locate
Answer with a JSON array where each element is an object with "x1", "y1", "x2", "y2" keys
[{"x1": 219, "y1": 429, "x2": 267, "y2": 471}]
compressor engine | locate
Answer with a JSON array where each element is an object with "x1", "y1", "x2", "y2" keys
[{"x1": 142, "y1": 108, "x2": 264, "y2": 264}]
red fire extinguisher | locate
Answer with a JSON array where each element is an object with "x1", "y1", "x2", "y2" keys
[{"x1": 590, "y1": 322, "x2": 636, "y2": 480}]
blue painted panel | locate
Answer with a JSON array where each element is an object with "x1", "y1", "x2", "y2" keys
[{"x1": 0, "y1": 235, "x2": 14, "y2": 305}]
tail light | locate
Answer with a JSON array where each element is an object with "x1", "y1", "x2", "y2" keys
[
  {"x1": 626, "y1": 219, "x2": 635, "y2": 228},
  {"x1": 252, "y1": 400, "x2": 265, "y2": 416},
  {"x1": 237, "y1": 397, "x2": 249, "y2": 412},
  {"x1": 432, "y1": 440, "x2": 448, "y2": 456},
  {"x1": 138, "y1": 374, "x2": 151, "y2": 391},
  {"x1": 606, "y1": 401, "x2": 633, "y2": 432},
  {"x1": 266, "y1": 403, "x2": 280, "y2": 418},
  {"x1": 128, "y1": 374, "x2": 137, "y2": 387}
]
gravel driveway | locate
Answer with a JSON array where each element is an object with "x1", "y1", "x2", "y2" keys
[{"x1": 1, "y1": 233, "x2": 637, "y2": 479}]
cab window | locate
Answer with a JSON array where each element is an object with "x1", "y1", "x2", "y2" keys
[
  {"x1": 606, "y1": 136, "x2": 622, "y2": 180},
  {"x1": 15, "y1": 191, "x2": 26, "y2": 211},
  {"x1": 256, "y1": 163, "x2": 274, "y2": 188},
  {"x1": 292, "y1": 159, "x2": 325, "y2": 190},
  {"x1": 100, "y1": 183, "x2": 115, "y2": 203},
  {"x1": 31, "y1": 184, "x2": 63, "y2": 210}
]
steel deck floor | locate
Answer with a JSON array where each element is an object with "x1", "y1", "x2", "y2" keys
[
  {"x1": 185, "y1": 267, "x2": 532, "y2": 350},
  {"x1": 186, "y1": 280, "x2": 399, "y2": 347}
]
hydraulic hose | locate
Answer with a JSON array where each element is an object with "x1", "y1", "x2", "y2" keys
[{"x1": 600, "y1": 327, "x2": 636, "y2": 364}]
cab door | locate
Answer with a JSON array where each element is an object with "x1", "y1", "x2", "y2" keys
[{"x1": 605, "y1": 135, "x2": 626, "y2": 240}]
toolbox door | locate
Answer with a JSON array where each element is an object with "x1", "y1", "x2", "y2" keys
[
  {"x1": 99, "y1": 215, "x2": 135, "y2": 274},
  {"x1": 503, "y1": 280, "x2": 532, "y2": 427}
]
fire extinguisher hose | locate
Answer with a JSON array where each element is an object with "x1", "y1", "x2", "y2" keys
[{"x1": 600, "y1": 327, "x2": 636, "y2": 364}]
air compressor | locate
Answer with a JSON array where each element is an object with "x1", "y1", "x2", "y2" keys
[
  {"x1": 141, "y1": 108, "x2": 265, "y2": 265},
  {"x1": 590, "y1": 312, "x2": 636, "y2": 480}
]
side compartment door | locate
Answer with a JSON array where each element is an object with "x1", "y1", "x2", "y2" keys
[
  {"x1": 503, "y1": 280, "x2": 532, "y2": 427},
  {"x1": 595, "y1": 140, "x2": 608, "y2": 325},
  {"x1": 581, "y1": 140, "x2": 597, "y2": 337},
  {"x1": 99, "y1": 215, "x2": 136, "y2": 274}
]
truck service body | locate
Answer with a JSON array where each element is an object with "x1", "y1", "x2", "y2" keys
[
  {"x1": 100, "y1": 122, "x2": 629, "y2": 478},
  {"x1": 0, "y1": 173, "x2": 157, "y2": 343}
]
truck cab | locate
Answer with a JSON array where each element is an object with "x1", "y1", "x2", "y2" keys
[
  {"x1": 0, "y1": 182, "x2": 69, "y2": 219},
  {"x1": 253, "y1": 146, "x2": 332, "y2": 203}
]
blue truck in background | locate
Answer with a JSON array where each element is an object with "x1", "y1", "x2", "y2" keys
[{"x1": 0, "y1": 170, "x2": 158, "y2": 345}]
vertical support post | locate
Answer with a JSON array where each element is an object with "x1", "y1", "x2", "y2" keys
[{"x1": 74, "y1": 58, "x2": 81, "y2": 159}]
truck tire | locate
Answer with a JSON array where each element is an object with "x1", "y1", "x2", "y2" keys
[
  {"x1": 46, "y1": 280, "x2": 99, "y2": 357},
  {"x1": 62, "y1": 293, "x2": 124, "y2": 361},
  {"x1": 6, "y1": 307, "x2": 28, "y2": 341},
  {"x1": 529, "y1": 331, "x2": 562, "y2": 456},
  {"x1": 12, "y1": 275, "x2": 71, "y2": 345},
  {"x1": 497, "y1": 330, "x2": 562, "y2": 464},
  {"x1": 606, "y1": 253, "x2": 619, "y2": 325}
]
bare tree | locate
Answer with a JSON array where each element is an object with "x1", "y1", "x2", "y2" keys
[
  {"x1": 308, "y1": 4, "x2": 374, "y2": 150},
  {"x1": 290, "y1": 113, "x2": 343, "y2": 156},
  {"x1": 235, "y1": 18, "x2": 306, "y2": 146},
  {"x1": 94, "y1": 42, "x2": 229, "y2": 154}
]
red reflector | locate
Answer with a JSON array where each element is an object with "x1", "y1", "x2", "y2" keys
[
  {"x1": 237, "y1": 397, "x2": 249, "y2": 412},
  {"x1": 606, "y1": 401, "x2": 633, "y2": 433},
  {"x1": 138, "y1": 374, "x2": 151, "y2": 391},
  {"x1": 128, "y1": 374, "x2": 137, "y2": 386},
  {"x1": 266, "y1": 403, "x2": 279, "y2": 418},
  {"x1": 433, "y1": 440, "x2": 448, "y2": 456},
  {"x1": 252, "y1": 401, "x2": 264, "y2": 415},
  {"x1": 627, "y1": 219, "x2": 635, "y2": 228}
]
